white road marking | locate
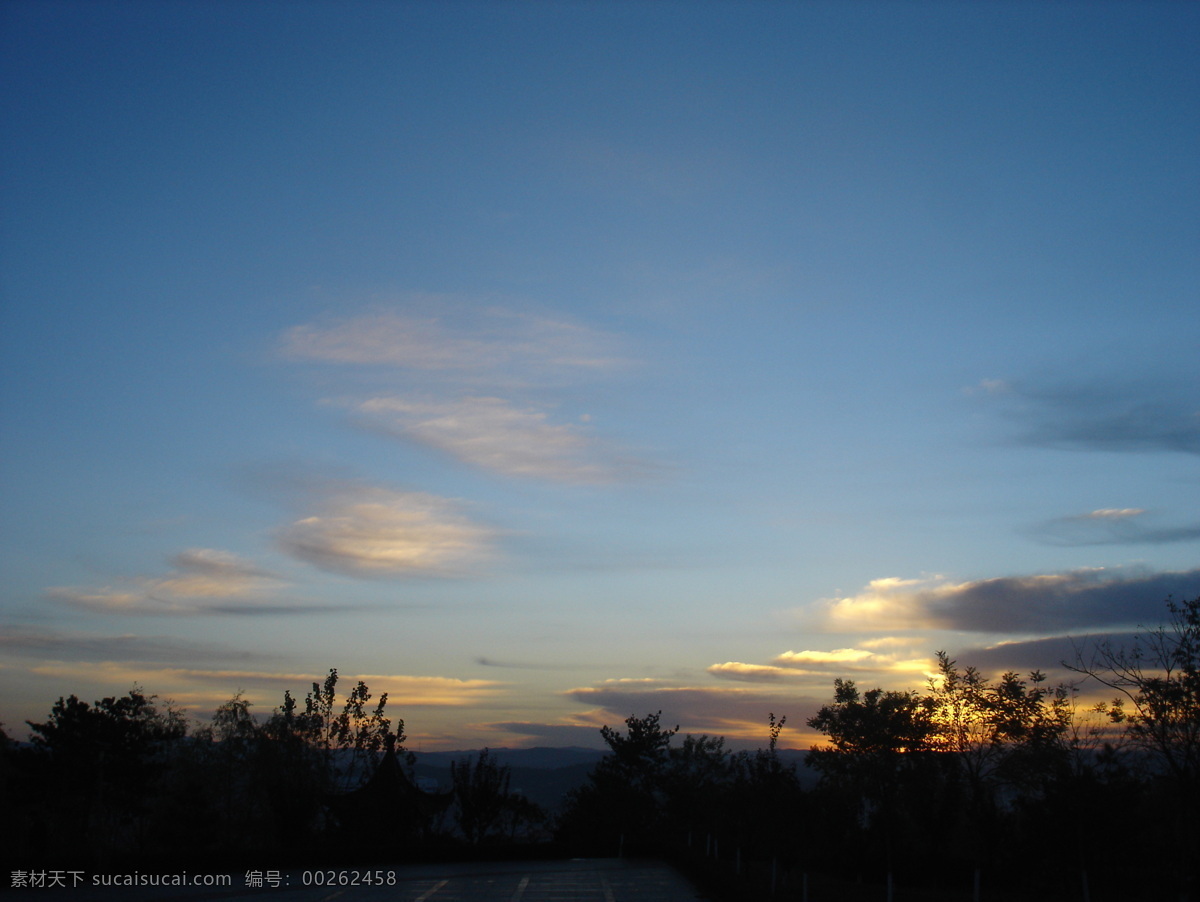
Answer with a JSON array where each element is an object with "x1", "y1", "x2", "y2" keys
[
  {"x1": 415, "y1": 879, "x2": 448, "y2": 901},
  {"x1": 509, "y1": 875, "x2": 530, "y2": 901},
  {"x1": 600, "y1": 873, "x2": 616, "y2": 902}
]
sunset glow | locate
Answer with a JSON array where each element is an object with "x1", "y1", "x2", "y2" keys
[{"x1": 1, "y1": 1, "x2": 1197, "y2": 754}]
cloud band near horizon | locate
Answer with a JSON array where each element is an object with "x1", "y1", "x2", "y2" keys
[{"x1": 823, "y1": 566, "x2": 1200, "y2": 634}]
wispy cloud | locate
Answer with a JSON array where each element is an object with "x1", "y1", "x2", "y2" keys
[
  {"x1": 353, "y1": 395, "x2": 643, "y2": 483},
  {"x1": 45, "y1": 588, "x2": 155, "y2": 614},
  {"x1": 964, "y1": 378, "x2": 1012, "y2": 396},
  {"x1": 17, "y1": 662, "x2": 506, "y2": 724},
  {"x1": 277, "y1": 485, "x2": 495, "y2": 578},
  {"x1": 352, "y1": 673, "x2": 506, "y2": 707},
  {"x1": 44, "y1": 549, "x2": 290, "y2": 616},
  {"x1": 282, "y1": 311, "x2": 489, "y2": 370},
  {"x1": 0, "y1": 628, "x2": 274, "y2": 664},
  {"x1": 155, "y1": 549, "x2": 274, "y2": 597},
  {"x1": 976, "y1": 377, "x2": 1200, "y2": 455},
  {"x1": 474, "y1": 656, "x2": 582, "y2": 671},
  {"x1": 279, "y1": 305, "x2": 656, "y2": 484},
  {"x1": 23, "y1": 662, "x2": 314, "y2": 687},
  {"x1": 1028, "y1": 508, "x2": 1200, "y2": 547},
  {"x1": 823, "y1": 567, "x2": 1200, "y2": 635},
  {"x1": 21, "y1": 662, "x2": 505, "y2": 712},
  {"x1": 280, "y1": 307, "x2": 627, "y2": 378}
]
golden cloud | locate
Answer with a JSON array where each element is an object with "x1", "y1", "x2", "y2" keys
[
  {"x1": 279, "y1": 487, "x2": 495, "y2": 577},
  {"x1": 774, "y1": 648, "x2": 875, "y2": 665},
  {"x1": 706, "y1": 662, "x2": 806, "y2": 682},
  {"x1": 24, "y1": 662, "x2": 504, "y2": 711}
]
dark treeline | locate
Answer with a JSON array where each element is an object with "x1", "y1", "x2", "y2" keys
[
  {"x1": 559, "y1": 596, "x2": 1200, "y2": 902},
  {"x1": 2, "y1": 669, "x2": 549, "y2": 872},
  {"x1": 1, "y1": 596, "x2": 1196, "y2": 902}
]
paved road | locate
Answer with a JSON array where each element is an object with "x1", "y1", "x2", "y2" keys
[{"x1": 19, "y1": 859, "x2": 708, "y2": 901}]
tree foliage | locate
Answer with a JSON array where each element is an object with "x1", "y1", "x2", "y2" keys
[
  {"x1": 23, "y1": 688, "x2": 187, "y2": 862},
  {"x1": 451, "y1": 748, "x2": 513, "y2": 844},
  {"x1": 1067, "y1": 595, "x2": 1200, "y2": 900},
  {"x1": 805, "y1": 679, "x2": 936, "y2": 781},
  {"x1": 1070, "y1": 595, "x2": 1200, "y2": 789},
  {"x1": 264, "y1": 668, "x2": 404, "y2": 793},
  {"x1": 28, "y1": 687, "x2": 187, "y2": 763},
  {"x1": 13, "y1": 670, "x2": 415, "y2": 866},
  {"x1": 558, "y1": 711, "x2": 680, "y2": 852}
]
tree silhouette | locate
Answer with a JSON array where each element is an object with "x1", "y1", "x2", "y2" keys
[
  {"x1": 451, "y1": 748, "x2": 512, "y2": 845},
  {"x1": 264, "y1": 668, "x2": 405, "y2": 794},
  {"x1": 559, "y1": 711, "x2": 678, "y2": 854},
  {"x1": 1068, "y1": 595, "x2": 1200, "y2": 901},
  {"x1": 927, "y1": 653, "x2": 1082, "y2": 899},
  {"x1": 807, "y1": 679, "x2": 936, "y2": 772},
  {"x1": 807, "y1": 680, "x2": 937, "y2": 900},
  {"x1": 25, "y1": 687, "x2": 187, "y2": 862},
  {"x1": 663, "y1": 732, "x2": 733, "y2": 847},
  {"x1": 727, "y1": 714, "x2": 805, "y2": 880}
]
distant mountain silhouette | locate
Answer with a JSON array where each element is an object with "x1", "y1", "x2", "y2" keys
[
  {"x1": 410, "y1": 747, "x2": 606, "y2": 813},
  {"x1": 412, "y1": 746, "x2": 606, "y2": 769},
  {"x1": 409, "y1": 746, "x2": 819, "y2": 814}
]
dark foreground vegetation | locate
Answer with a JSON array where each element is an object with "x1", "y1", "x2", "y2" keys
[{"x1": 1, "y1": 596, "x2": 1196, "y2": 902}]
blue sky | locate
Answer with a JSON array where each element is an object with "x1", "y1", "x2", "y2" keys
[{"x1": 2, "y1": 0, "x2": 1198, "y2": 750}]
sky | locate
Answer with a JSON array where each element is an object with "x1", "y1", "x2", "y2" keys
[{"x1": 1, "y1": 0, "x2": 1198, "y2": 751}]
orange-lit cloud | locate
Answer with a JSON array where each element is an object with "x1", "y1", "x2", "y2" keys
[
  {"x1": 350, "y1": 673, "x2": 506, "y2": 707},
  {"x1": 706, "y1": 662, "x2": 804, "y2": 682},
  {"x1": 774, "y1": 648, "x2": 875, "y2": 666},
  {"x1": 709, "y1": 644, "x2": 934, "y2": 687},
  {"x1": 860, "y1": 636, "x2": 923, "y2": 649},
  {"x1": 23, "y1": 661, "x2": 504, "y2": 713}
]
